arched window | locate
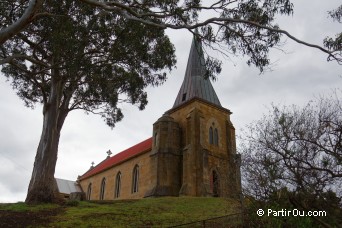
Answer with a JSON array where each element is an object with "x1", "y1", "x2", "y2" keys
[
  {"x1": 115, "y1": 172, "x2": 121, "y2": 198},
  {"x1": 100, "y1": 178, "x2": 106, "y2": 200},
  {"x1": 214, "y1": 128, "x2": 219, "y2": 146},
  {"x1": 132, "y1": 165, "x2": 139, "y2": 193},
  {"x1": 154, "y1": 132, "x2": 157, "y2": 146},
  {"x1": 209, "y1": 127, "x2": 213, "y2": 144},
  {"x1": 87, "y1": 183, "x2": 92, "y2": 200}
]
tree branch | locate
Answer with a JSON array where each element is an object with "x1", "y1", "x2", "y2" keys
[
  {"x1": 0, "y1": 0, "x2": 44, "y2": 45},
  {"x1": 0, "y1": 54, "x2": 49, "y2": 67},
  {"x1": 79, "y1": 0, "x2": 341, "y2": 64}
]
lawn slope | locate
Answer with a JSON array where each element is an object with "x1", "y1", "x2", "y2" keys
[{"x1": 0, "y1": 197, "x2": 241, "y2": 227}]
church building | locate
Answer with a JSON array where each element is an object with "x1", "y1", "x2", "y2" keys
[{"x1": 78, "y1": 36, "x2": 241, "y2": 200}]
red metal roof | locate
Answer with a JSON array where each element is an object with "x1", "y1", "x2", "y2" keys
[{"x1": 79, "y1": 137, "x2": 152, "y2": 180}]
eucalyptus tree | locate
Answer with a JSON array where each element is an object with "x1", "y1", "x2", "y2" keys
[{"x1": 1, "y1": 1, "x2": 176, "y2": 203}]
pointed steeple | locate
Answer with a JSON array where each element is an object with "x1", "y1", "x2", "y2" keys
[{"x1": 173, "y1": 35, "x2": 221, "y2": 108}]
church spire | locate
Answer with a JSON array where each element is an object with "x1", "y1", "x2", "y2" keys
[{"x1": 173, "y1": 35, "x2": 221, "y2": 108}]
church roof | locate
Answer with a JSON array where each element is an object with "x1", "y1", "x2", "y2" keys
[
  {"x1": 55, "y1": 178, "x2": 82, "y2": 194},
  {"x1": 173, "y1": 35, "x2": 221, "y2": 108},
  {"x1": 79, "y1": 137, "x2": 152, "y2": 180}
]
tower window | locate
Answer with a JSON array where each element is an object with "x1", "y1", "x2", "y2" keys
[
  {"x1": 115, "y1": 172, "x2": 121, "y2": 198},
  {"x1": 214, "y1": 128, "x2": 219, "y2": 146},
  {"x1": 182, "y1": 93, "x2": 187, "y2": 101},
  {"x1": 154, "y1": 132, "x2": 157, "y2": 146},
  {"x1": 209, "y1": 127, "x2": 213, "y2": 144},
  {"x1": 100, "y1": 178, "x2": 106, "y2": 200},
  {"x1": 132, "y1": 165, "x2": 139, "y2": 193}
]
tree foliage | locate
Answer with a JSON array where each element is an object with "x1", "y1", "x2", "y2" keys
[
  {"x1": 1, "y1": 0, "x2": 176, "y2": 127},
  {"x1": 0, "y1": 0, "x2": 44, "y2": 45},
  {"x1": 325, "y1": 5, "x2": 342, "y2": 57},
  {"x1": 80, "y1": 0, "x2": 342, "y2": 69},
  {"x1": 2, "y1": 1, "x2": 342, "y2": 74},
  {"x1": 1, "y1": 0, "x2": 176, "y2": 203},
  {"x1": 242, "y1": 92, "x2": 342, "y2": 198},
  {"x1": 241, "y1": 91, "x2": 342, "y2": 226}
]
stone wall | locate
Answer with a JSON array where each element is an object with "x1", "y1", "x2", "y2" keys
[
  {"x1": 145, "y1": 115, "x2": 182, "y2": 197},
  {"x1": 79, "y1": 98, "x2": 241, "y2": 200},
  {"x1": 79, "y1": 150, "x2": 152, "y2": 200},
  {"x1": 167, "y1": 98, "x2": 240, "y2": 197}
]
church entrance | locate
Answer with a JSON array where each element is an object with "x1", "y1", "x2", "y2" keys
[{"x1": 211, "y1": 170, "x2": 219, "y2": 197}]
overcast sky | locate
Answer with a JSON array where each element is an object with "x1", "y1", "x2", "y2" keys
[{"x1": 0, "y1": 1, "x2": 341, "y2": 203}]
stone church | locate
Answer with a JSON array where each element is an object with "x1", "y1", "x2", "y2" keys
[{"x1": 78, "y1": 36, "x2": 241, "y2": 200}]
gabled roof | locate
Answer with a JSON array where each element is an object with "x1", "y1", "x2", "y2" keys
[
  {"x1": 173, "y1": 35, "x2": 221, "y2": 108},
  {"x1": 55, "y1": 178, "x2": 82, "y2": 194},
  {"x1": 79, "y1": 137, "x2": 152, "y2": 180}
]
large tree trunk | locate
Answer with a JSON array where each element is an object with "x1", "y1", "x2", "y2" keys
[
  {"x1": 25, "y1": 74, "x2": 68, "y2": 204},
  {"x1": 25, "y1": 109, "x2": 61, "y2": 203}
]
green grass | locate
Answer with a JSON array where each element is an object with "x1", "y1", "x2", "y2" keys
[
  {"x1": 1, "y1": 197, "x2": 241, "y2": 227},
  {"x1": 54, "y1": 197, "x2": 240, "y2": 227},
  {"x1": 0, "y1": 201, "x2": 58, "y2": 212}
]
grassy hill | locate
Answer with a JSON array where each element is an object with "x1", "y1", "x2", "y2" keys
[{"x1": 0, "y1": 197, "x2": 242, "y2": 227}]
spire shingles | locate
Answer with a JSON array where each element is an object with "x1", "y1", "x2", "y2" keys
[{"x1": 173, "y1": 36, "x2": 221, "y2": 108}]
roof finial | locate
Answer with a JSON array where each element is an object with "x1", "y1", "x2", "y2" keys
[
  {"x1": 106, "y1": 149, "x2": 112, "y2": 159},
  {"x1": 89, "y1": 161, "x2": 95, "y2": 170}
]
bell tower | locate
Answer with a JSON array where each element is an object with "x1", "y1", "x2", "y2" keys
[
  {"x1": 166, "y1": 35, "x2": 241, "y2": 197},
  {"x1": 146, "y1": 35, "x2": 241, "y2": 198}
]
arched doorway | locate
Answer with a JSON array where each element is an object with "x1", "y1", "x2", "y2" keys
[{"x1": 211, "y1": 170, "x2": 219, "y2": 197}]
